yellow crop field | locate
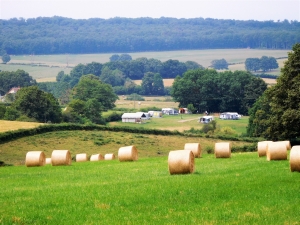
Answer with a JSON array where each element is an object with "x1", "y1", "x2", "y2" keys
[{"x1": 0, "y1": 120, "x2": 43, "y2": 133}]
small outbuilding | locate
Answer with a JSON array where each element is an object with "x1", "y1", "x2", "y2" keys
[{"x1": 122, "y1": 113, "x2": 147, "y2": 123}]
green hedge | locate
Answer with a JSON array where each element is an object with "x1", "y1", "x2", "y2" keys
[{"x1": 0, "y1": 123, "x2": 259, "y2": 145}]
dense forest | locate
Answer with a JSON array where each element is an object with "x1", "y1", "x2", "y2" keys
[{"x1": 1, "y1": 17, "x2": 300, "y2": 55}]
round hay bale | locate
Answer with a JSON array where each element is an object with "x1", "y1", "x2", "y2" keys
[
  {"x1": 104, "y1": 153, "x2": 115, "y2": 160},
  {"x1": 168, "y1": 150, "x2": 194, "y2": 175},
  {"x1": 51, "y1": 150, "x2": 72, "y2": 166},
  {"x1": 290, "y1": 146, "x2": 300, "y2": 172},
  {"x1": 90, "y1": 154, "x2": 104, "y2": 161},
  {"x1": 277, "y1": 140, "x2": 291, "y2": 150},
  {"x1": 45, "y1": 158, "x2": 52, "y2": 165},
  {"x1": 257, "y1": 141, "x2": 273, "y2": 157},
  {"x1": 215, "y1": 142, "x2": 231, "y2": 158},
  {"x1": 76, "y1": 153, "x2": 87, "y2": 162},
  {"x1": 184, "y1": 143, "x2": 201, "y2": 158},
  {"x1": 266, "y1": 142, "x2": 287, "y2": 161},
  {"x1": 25, "y1": 151, "x2": 46, "y2": 167},
  {"x1": 118, "y1": 145, "x2": 138, "y2": 162}
]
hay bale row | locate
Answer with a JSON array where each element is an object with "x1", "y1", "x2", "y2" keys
[
  {"x1": 25, "y1": 151, "x2": 46, "y2": 167},
  {"x1": 257, "y1": 141, "x2": 273, "y2": 157},
  {"x1": 25, "y1": 150, "x2": 71, "y2": 167}
]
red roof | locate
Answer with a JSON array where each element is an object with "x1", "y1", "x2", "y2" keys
[{"x1": 8, "y1": 87, "x2": 20, "y2": 94}]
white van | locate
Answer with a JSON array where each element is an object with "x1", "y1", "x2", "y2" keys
[{"x1": 199, "y1": 116, "x2": 214, "y2": 123}]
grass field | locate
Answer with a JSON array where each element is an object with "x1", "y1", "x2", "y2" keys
[
  {"x1": 1, "y1": 152, "x2": 299, "y2": 224},
  {"x1": 1, "y1": 49, "x2": 289, "y2": 82}
]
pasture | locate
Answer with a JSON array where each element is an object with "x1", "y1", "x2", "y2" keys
[
  {"x1": 1, "y1": 49, "x2": 289, "y2": 82},
  {"x1": 1, "y1": 151, "x2": 300, "y2": 224}
]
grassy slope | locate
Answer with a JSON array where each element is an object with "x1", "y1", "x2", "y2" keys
[
  {"x1": 0, "y1": 129, "x2": 251, "y2": 165},
  {"x1": 1, "y1": 153, "x2": 299, "y2": 224}
]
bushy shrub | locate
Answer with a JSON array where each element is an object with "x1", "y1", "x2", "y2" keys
[
  {"x1": 104, "y1": 112, "x2": 123, "y2": 122},
  {"x1": 16, "y1": 115, "x2": 38, "y2": 122},
  {"x1": 205, "y1": 146, "x2": 214, "y2": 154}
]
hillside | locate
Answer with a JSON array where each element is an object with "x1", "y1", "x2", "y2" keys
[{"x1": 1, "y1": 17, "x2": 300, "y2": 55}]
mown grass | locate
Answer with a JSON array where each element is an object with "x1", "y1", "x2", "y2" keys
[{"x1": 1, "y1": 153, "x2": 299, "y2": 224}]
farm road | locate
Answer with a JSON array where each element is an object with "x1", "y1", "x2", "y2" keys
[{"x1": 178, "y1": 118, "x2": 199, "y2": 122}]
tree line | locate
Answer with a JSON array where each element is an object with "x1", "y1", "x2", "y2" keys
[{"x1": 1, "y1": 17, "x2": 299, "y2": 55}]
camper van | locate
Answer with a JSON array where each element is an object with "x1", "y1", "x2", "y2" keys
[
  {"x1": 199, "y1": 116, "x2": 214, "y2": 123},
  {"x1": 161, "y1": 108, "x2": 178, "y2": 115},
  {"x1": 219, "y1": 112, "x2": 241, "y2": 120}
]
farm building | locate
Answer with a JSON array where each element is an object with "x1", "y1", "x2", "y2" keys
[
  {"x1": 219, "y1": 112, "x2": 241, "y2": 120},
  {"x1": 121, "y1": 112, "x2": 148, "y2": 123}
]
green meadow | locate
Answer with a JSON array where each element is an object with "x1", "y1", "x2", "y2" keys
[{"x1": 1, "y1": 153, "x2": 300, "y2": 224}]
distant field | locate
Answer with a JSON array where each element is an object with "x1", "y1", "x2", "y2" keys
[
  {"x1": 1, "y1": 49, "x2": 289, "y2": 82},
  {"x1": 0, "y1": 120, "x2": 43, "y2": 133}
]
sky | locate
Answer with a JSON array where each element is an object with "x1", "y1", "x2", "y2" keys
[{"x1": 0, "y1": 0, "x2": 299, "y2": 21}]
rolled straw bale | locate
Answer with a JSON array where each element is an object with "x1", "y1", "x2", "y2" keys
[
  {"x1": 76, "y1": 153, "x2": 87, "y2": 162},
  {"x1": 90, "y1": 154, "x2": 104, "y2": 161},
  {"x1": 168, "y1": 150, "x2": 194, "y2": 175},
  {"x1": 118, "y1": 145, "x2": 138, "y2": 162},
  {"x1": 290, "y1": 146, "x2": 300, "y2": 172},
  {"x1": 104, "y1": 153, "x2": 115, "y2": 160},
  {"x1": 25, "y1": 151, "x2": 46, "y2": 167},
  {"x1": 51, "y1": 150, "x2": 71, "y2": 166},
  {"x1": 184, "y1": 143, "x2": 201, "y2": 158},
  {"x1": 266, "y1": 142, "x2": 287, "y2": 161},
  {"x1": 45, "y1": 158, "x2": 52, "y2": 165},
  {"x1": 215, "y1": 142, "x2": 231, "y2": 158},
  {"x1": 277, "y1": 140, "x2": 291, "y2": 150},
  {"x1": 257, "y1": 141, "x2": 273, "y2": 157}
]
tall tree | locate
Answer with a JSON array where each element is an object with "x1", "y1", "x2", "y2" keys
[
  {"x1": 12, "y1": 86, "x2": 62, "y2": 123},
  {"x1": 1, "y1": 53, "x2": 11, "y2": 64},
  {"x1": 153, "y1": 73, "x2": 165, "y2": 95},
  {"x1": 264, "y1": 44, "x2": 300, "y2": 139},
  {"x1": 72, "y1": 74, "x2": 118, "y2": 111},
  {"x1": 171, "y1": 69, "x2": 266, "y2": 114},
  {"x1": 210, "y1": 59, "x2": 228, "y2": 70},
  {"x1": 245, "y1": 58, "x2": 260, "y2": 72}
]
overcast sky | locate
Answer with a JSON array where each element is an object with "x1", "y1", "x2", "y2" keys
[{"x1": 0, "y1": 0, "x2": 299, "y2": 21}]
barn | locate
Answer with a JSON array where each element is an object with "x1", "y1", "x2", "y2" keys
[{"x1": 121, "y1": 113, "x2": 147, "y2": 123}]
